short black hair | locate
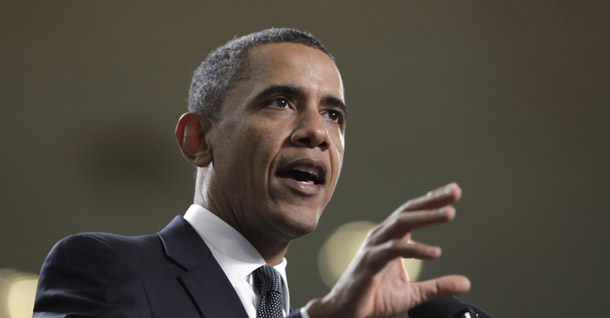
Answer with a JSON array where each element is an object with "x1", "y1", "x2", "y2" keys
[{"x1": 188, "y1": 28, "x2": 334, "y2": 119}]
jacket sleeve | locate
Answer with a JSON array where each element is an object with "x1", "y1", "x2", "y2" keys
[
  {"x1": 284, "y1": 309, "x2": 302, "y2": 318},
  {"x1": 33, "y1": 234, "x2": 151, "y2": 318}
]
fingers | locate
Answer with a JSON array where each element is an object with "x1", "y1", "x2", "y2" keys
[
  {"x1": 363, "y1": 239, "x2": 442, "y2": 273},
  {"x1": 366, "y1": 183, "x2": 461, "y2": 249},
  {"x1": 368, "y1": 207, "x2": 455, "y2": 244},
  {"x1": 398, "y1": 182, "x2": 462, "y2": 212},
  {"x1": 411, "y1": 275, "x2": 471, "y2": 304}
]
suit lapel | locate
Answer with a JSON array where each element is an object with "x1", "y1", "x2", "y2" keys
[{"x1": 158, "y1": 216, "x2": 249, "y2": 318}]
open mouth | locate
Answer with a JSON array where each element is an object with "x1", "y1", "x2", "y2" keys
[
  {"x1": 276, "y1": 158, "x2": 327, "y2": 186},
  {"x1": 277, "y1": 169, "x2": 322, "y2": 185}
]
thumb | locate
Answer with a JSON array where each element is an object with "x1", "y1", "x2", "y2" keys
[{"x1": 411, "y1": 275, "x2": 471, "y2": 306}]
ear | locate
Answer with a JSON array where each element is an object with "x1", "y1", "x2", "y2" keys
[{"x1": 175, "y1": 112, "x2": 214, "y2": 167}]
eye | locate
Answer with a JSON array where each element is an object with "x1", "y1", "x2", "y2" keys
[
  {"x1": 323, "y1": 109, "x2": 344, "y2": 124},
  {"x1": 267, "y1": 97, "x2": 292, "y2": 109}
]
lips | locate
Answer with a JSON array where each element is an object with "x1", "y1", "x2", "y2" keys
[
  {"x1": 277, "y1": 158, "x2": 327, "y2": 185},
  {"x1": 276, "y1": 158, "x2": 328, "y2": 195}
]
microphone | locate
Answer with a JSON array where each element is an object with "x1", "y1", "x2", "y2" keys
[{"x1": 407, "y1": 296, "x2": 479, "y2": 318}]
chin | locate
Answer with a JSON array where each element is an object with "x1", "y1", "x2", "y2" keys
[{"x1": 273, "y1": 205, "x2": 323, "y2": 238}]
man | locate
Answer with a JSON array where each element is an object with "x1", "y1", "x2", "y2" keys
[{"x1": 34, "y1": 28, "x2": 488, "y2": 318}]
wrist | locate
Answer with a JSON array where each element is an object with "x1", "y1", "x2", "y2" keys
[
  {"x1": 305, "y1": 298, "x2": 330, "y2": 318},
  {"x1": 305, "y1": 296, "x2": 348, "y2": 318}
]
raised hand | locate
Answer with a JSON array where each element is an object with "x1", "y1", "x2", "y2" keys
[{"x1": 306, "y1": 183, "x2": 471, "y2": 318}]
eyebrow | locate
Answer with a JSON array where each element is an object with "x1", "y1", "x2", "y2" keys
[
  {"x1": 256, "y1": 85, "x2": 302, "y2": 101},
  {"x1": 255, "y1": 84, "x2": 348, "y2": 119}
]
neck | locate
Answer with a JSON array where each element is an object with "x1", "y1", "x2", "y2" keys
[
  {"x1": 245, "y1": 232, "x2": 291, "y2": 266},
  {"x1": 194, "y1": 168, "x2": 291, "y2": 265}
]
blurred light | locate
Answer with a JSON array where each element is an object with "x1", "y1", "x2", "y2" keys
[
  {"x1": 318, "y1": 221, "x2": 424, "y2": 288},
  {"x1": 0, "y1": 269, "x2": 38, "y2": 318}
]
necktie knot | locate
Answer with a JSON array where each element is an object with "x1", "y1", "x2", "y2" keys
[
  {"x1": 253, "y1": 265, "x2": 281, "y2": 294},
  {"x1": 253, "y1": 265, "x2": 283, "y2": 318}
]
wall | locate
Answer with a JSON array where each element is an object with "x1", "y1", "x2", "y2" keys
[{"x1": 1, "y1": 1, "x2": 609, "y2": 316}]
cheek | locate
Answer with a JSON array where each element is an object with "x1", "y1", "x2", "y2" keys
[
  {"x1": 330, "y1": 129, "x2": 345, "y2": 161},
  {"x1": 332, "y1": 149, "x2": 343, "y2": 178},
  {"x1": 329, "y1": 137, "x2": 345, "y2": 180},
  {"x1": 216, "y1": 121, "x2": 261, "y2": 178},
  {"x1": 242, "y1": 123, "x2": 287, "y2": 180},
  {"x1": 327, "y1": 124, "x2": 345, "y2": 149}
]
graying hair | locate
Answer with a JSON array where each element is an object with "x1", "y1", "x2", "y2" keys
[{"x1": 188, "y1": 28, "x2": 334, "y2": 119}]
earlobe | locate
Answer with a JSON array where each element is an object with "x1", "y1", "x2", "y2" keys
[{"x1": 175, "y1": 112, "x2": 214, "y2": 167}]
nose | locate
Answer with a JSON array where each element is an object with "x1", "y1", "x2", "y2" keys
[{"x1": 290, "y1": 109, "x2": 330, "y2": 151}]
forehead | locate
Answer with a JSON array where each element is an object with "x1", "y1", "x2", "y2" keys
[{"x1": 240, "y1": 42, "x2": 345, "y2": 100}]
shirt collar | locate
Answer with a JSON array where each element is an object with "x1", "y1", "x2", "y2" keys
[{"x1": 183, "y1": 204, "x2": 288, "y2": 287}]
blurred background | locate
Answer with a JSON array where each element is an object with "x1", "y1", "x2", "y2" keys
[{"x1": 1, "y1": 1, "x2": 609, "y2": 317}]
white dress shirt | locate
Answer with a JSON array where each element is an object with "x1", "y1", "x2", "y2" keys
[{"x1": 183, "y1": 204, "x2": 293, "y2": 318}]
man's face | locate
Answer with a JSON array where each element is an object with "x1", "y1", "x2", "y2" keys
[{"x1": 205, "y1": 42, "x2": 346, "y2": 241}]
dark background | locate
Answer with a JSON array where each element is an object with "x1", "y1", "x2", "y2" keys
[{"x1": 2, "y1": 1, "x2": 609, "y2": 316}]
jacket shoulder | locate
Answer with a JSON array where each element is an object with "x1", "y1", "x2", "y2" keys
[{"x1": 33, "y1": 232, "x2": 156, "y2": 317}]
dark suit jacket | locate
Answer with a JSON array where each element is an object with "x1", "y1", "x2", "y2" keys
[
  {"x1": 34, "y1": 215, "x2": 488, "y2": 318},
  {"x1": 34, "y1": 215, "x2": 262, "y2": 318}
]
